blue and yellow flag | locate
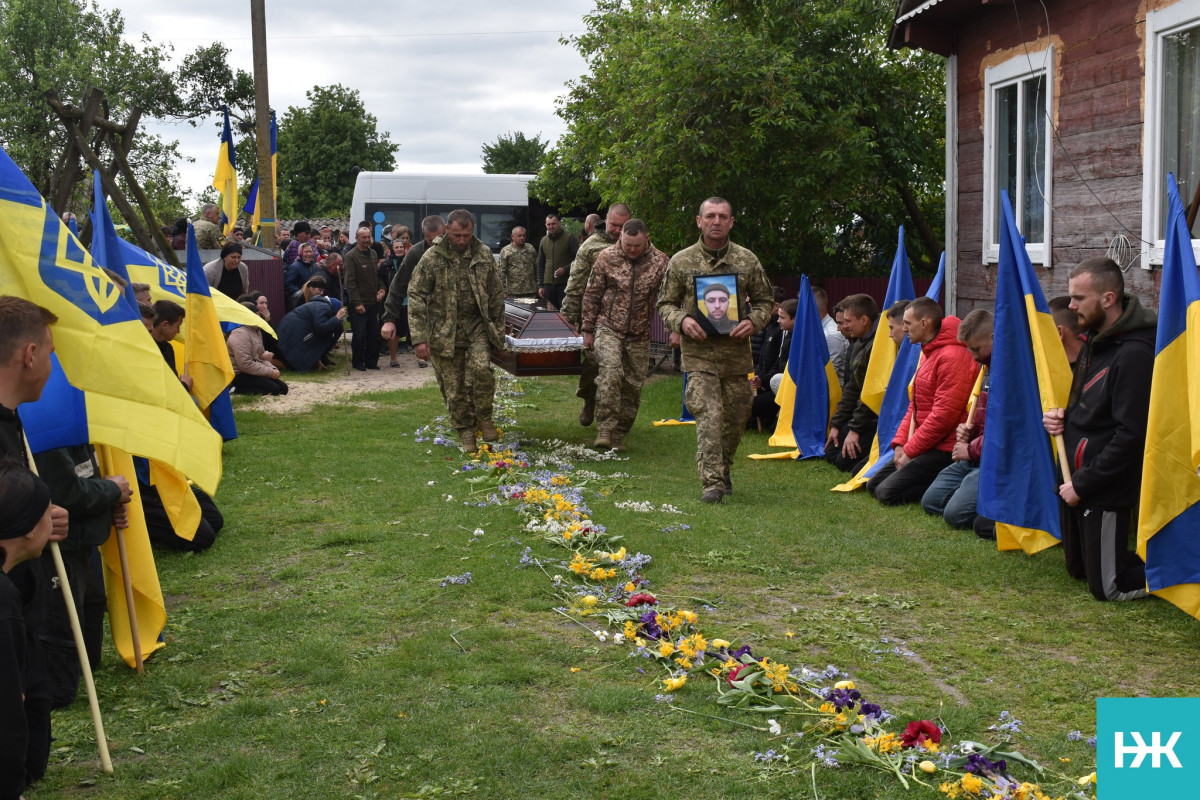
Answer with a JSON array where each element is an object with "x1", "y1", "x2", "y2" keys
[
  {"x1": 1138, "y1": 173, "x2": 1200, "y2": 617},
  {"x1": 859, "y1": 227, "x2": 916, "y2": 415},
  {"x1": 213, "y1": 106, "x2": 239, "y2": 237},
  {"x1": 832, "y1": 251, "x2": 941, "y2": 492},
  {"x1": 87, "y1": 171, "x2": 139, "y2": 313},
  {"x1": 243, "y1": 111, "x2": 277, "y2": 238},
  {"x1": 95, "y1": 444, "x2": 167, "y2": 668},
  {"x1": 114, "y1": 236, "x2": 272, "y2": 336},
  {"x1": 754, "y1": 275, "x2": 841, "y2": 458},
  {"x1": 977, "y1": 190, "x2": 1071, "y2": 555},
  {"x1": 0, "y1": 144, "x2": 223, "y2": 494},
  {"x1": 184, "y1": 223, "x2": 235, "y2": 410}
]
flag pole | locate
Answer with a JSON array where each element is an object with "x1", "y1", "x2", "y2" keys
[
  {"x1": 113, "y1": 527, "x2": 144, "y2": 673},
  {"x1": 49, "y1": 542, "x2": 114, "y2": 772},
  {"x1": 1053, "y1": 433, "x2": 1072, "y2": 485}
]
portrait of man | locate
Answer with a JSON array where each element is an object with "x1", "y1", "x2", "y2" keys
[{"x1": 695, "y1": 275, "x2": 739, "y2": 335}]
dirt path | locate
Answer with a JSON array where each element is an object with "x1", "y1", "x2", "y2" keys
[{"x1": 239, "y1": 353, "x2": 436, "y2": 414}]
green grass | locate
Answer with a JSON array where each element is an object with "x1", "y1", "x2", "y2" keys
[{"x1": 35, "y1": 373, "x2": 1200, "y2": 799}]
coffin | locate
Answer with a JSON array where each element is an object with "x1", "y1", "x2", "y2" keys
[{"x1": 490, "y1": 298, "x2": 583, "y2": 376}]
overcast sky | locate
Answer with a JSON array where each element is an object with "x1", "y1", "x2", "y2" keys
[{"x1": 95, "y1": 0, "x2": 594, "y2": 199}]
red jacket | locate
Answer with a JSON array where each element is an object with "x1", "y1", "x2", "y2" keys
[{"x1": 892, "y1": 316, "x2": 979, "y2": 457}]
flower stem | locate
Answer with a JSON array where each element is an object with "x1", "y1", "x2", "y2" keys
[{"x1": 669, "y1": 704, "x2": 769, "y2": 731}]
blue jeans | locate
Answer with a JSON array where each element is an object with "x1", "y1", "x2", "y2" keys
[{"x1": 920, "y1": 461, "x2": 980, "y2": 529}]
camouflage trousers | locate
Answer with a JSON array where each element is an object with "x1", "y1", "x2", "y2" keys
[
  {"x1": 429, "y1": 335, "x2": 495, "y2": 433},
  {"x1": 684, "y1": 370, "x2": 753, "y2": 491},
  {"x1": 593, "y1": 328, "x2": 648, "y2": 438},
  {"x1": 576, "y1": 346, "x2": 599, "y2": 404}
]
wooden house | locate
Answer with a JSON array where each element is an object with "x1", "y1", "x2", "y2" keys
[{"x1": 889, "y1": 0, "x2": 1200, "y2": 312}]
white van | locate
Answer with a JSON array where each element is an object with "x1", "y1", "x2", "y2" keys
[{"x1": 349, "y1": 172, "x2": 536, "y2": 255}]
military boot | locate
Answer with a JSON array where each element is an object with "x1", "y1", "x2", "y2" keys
[
  {"x1": 593, "y1": 430, "x2": 612, "y2": 450},
  {"x1": 478, "y1": 419, "x2": 500, "y2": 442},
  {"x1": 610, "y1": 433, "x2": 627, "y2": 453},
  {"x1": 579, "y1": 399, "x2": 595, "y2": 427},
  {"x1": 459, "y1": 429, "x2": 477, "y2": 453}
]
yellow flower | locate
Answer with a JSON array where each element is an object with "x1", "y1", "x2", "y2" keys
[
  {"x1": 675, "y1": 656, "x2": 693, "y2": 669},
  {"x1": 662, "y1": 675, "x2": 687, "y2": 692},
  {"x1": 612, "y1": 547, "x2": 626, "y2": 561},
  {"x1": 1059, "y1": 757, "x2": 1070, "y2": 763},
  {"x1": 939, "y1": 781, "x2": 961, "y2": 799},
  {"x1": 563, "y1": 532, "x2": 572, "y2": 540},
  {"x1": 682, "y1": 610, "x2": 697, "y2": 624},
  {"x1": 634, "y1": 637, "x2": 646, "y2": 647},
  {"x1": 819, "y1": 702, "x2": 836, "y2": 714},
  {"x1": 784, "y1": 629, "x2": 795, "y2": 639},
  {"x1": 922, "y1": 740, "x2": 940, "y2": 754},
  {"x1": 659, "y1": 641, "x2": 675, "y2": 658},
  {"x1": 1077, "y1": 772, "x2": 1096, "y2": 786},
  {"x1": 834, "y1": 680, "x2": 855, "y2": 690},
  {"x1": 863, "y1": 732, "x2": 902, "y2": 754},
  {"x1": 581, "y1": 595, "x2": 598, "y2": 606},
  {"x1": 919, "y1": 760, "x2": 937, "y2": 774},
  {"x1": 710, "y1": 638, "x2": 730, "y2": 649},
  {"x1": 623, "y1": 621, "x2": 637, "y2": 639},
  {"x1": 570, "y1": 667, "x2": 580, "y2": 673},
  {"x1": 624, "y1": 582, "x2": 637, "y2": 593},
  {"x1": 960, "y1": 773, "x2": 984, "y2": 795}
]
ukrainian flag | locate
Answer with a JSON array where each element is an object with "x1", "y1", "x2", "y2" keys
[
  {"x1": 243, "y1": 111, "x2": 277, "y2": 239},
  {"x1": 977, "y1": 190, "x2": 1072, "y2": 555},
  {"x1": 86, "y1": 171, "x2": 139, "y2": 313},
  {"x1": 184, "y1": 223, "x2": 235, "y2": 411},
  {"x1": 115, "y1": 236, "x2": 272, "y2": 336},
  {"x1": 859, "y1": 227, "x2": 916, "y2": 414},
  {"x1": 832, "y1": 249, "x2": 941, "y2": 492},
  {"x1": 0, "y1": 144, "x2": 223, "y2": 494},
  {"x1": 756, "y1": 275, "x2": 841, "y2": 458},
  {"x1": 1138, "y1": 173, "x2": 1200, "y2": 617},
  {"x1": 213, "y1": 106, "x2": 239, "y2": 237}
]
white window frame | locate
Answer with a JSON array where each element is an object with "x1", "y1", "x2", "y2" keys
[
  {"x1": 982, "y1": 46, "x2": 1054, "y2": 267},
  {"x1": 1141, "y1": 3, "x2": 1200, "y2": 268}
]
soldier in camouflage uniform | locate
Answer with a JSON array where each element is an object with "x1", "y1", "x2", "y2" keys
[
  {"x1": 580, "y1": 219, "x2": 670, "y2": 452},
  {"x1": 497, "y1": 227, "x2": 539, "y2": 298},
  {"x1": 657, "y1": 197, "x2": 774, "y2": 503},
  {"x1": 408, "y1": 209, "x2": 506, "y2": 452},
  {"x1": 561, "y1": 204, "x2": 632, "y2": 427}
]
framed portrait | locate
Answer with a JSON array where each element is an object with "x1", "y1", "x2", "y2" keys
[{"x1": 692, "y1": 273, "x2": 741, "y2": 336}]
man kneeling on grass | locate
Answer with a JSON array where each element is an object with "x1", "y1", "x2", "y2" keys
[{"x1": 867, "y1": 297, "x2": 978, "y2": 505}]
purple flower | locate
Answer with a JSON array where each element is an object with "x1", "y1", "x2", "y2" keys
[
  {"x1": 823, "y1": 688, "x2": 860, "y2": 712},
  {"x1": 859, "y1": 702, "x2": 883, "y2": 720},
  {"x1": 731, "y1": 644, "x2": 754, "y2": 659},
  {"x1": 963, "y1": 753, "x2": 1006, "y2": 775},
  {"x1": 639, "y1": 610, "x2": 662, "y2": 639}
]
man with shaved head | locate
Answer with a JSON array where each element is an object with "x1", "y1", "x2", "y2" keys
[{"x1": 497, "y1": 226, "x2": 538, "y2": 298}]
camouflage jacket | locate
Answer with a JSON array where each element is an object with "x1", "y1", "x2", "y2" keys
[
  {"x1": 580, "y1": 242, "x2": 670, "y2": 342},
  {"x1": 193, "y1": 218, "x2": 223, "y2": 250},
  {"x1": 657, "y1": 237, "x2": 774, "y2": 377},
  {"x1": 560, "y1": 229, "x2": 616, "y2": 326},
  {"x1": 497, "y1": 243, "x2": 538, "y2": 296},
  {"x1": 408, "y1": 236, "x2": 505, "y2": 358}
]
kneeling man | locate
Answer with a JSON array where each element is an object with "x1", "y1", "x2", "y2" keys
[{"x1": 580, "y1": 219, "x2": 670, "y2": 451}]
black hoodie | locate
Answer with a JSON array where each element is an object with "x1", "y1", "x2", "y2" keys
[{"x1": 1064, "y1": 293, "x2": 1157, "y2": 509}]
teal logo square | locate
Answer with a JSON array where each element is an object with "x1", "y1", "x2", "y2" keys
[{"x1": 1097, "y1": 697, "x2": 1200, "y2": 798}]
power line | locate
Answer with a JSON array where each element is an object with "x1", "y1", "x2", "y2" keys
[{"x1": 165, "y1": 28, "x2": 587, "y2": 42}]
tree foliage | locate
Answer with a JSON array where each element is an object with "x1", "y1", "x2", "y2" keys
[
  {"x1": 538, "y1": 0, "x2": 946, "y2": 276},
  {"x1": 481, "y1": 131, "x2": 548, "y2": 174},
  {"x1": 0, "y1": 0, "x2": 255, "y2": 225},
  {"x1": 275, "y1": 84, "x2": 398, "y2": 218}
]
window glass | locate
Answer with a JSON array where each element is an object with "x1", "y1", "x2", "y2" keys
[
  {"x1": 1022, "y1": 75, "x2": 1047, "y2": 243},
  {"x1": 1161, "y1": 26, "x2": 1200, "y2": 237}
]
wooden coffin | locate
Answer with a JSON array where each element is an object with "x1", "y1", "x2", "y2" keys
[{"x1": 490, "y1": 298, "x2": 583, "y2": 376}]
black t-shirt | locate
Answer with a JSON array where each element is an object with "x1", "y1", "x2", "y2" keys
[{"x1": 216, "y1": 265, "x2": 244, "y2": 300}]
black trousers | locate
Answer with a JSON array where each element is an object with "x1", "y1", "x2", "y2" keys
[
  {"x1": 41, "y1": 546, "x2": 105, "y2": 710},
  {"x1": 866, "y1": 449, "x2": 953, "y2": 506},
  {"x1": 544, "y1": 284, "x2": 566, "y2": 310},
  {"x1": 232, "y1": 372, "x2": 289, "y2": 395},
  {"x1": 142, "y1": 484, "x2": 224, "y2": 552},
  {"x1": 1061, "y1": 505, "x2": 1148, "y2": 601},
  {"x1": 824, "y1": 422, "x2": 877, "y2": 473},
  {"x1": 350, "y1": 303, "x2": 381, "y2": 368}
]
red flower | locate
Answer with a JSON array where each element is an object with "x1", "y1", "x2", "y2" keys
[
  {"x1": 625, "y1": 592, "x2": 657, "y2": 607},
  {"x1": 901, "y1": 720, "x2": 942, "y2": 748},
  {"x1": 727, "y1": 664, "x2": 750, "y2": 687}
]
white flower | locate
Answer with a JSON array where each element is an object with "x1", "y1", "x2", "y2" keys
[
  {"x1": 444, "y1": 495, "x2": 454, "y2": 501},
  {"x1": 552, "y1": 574, "x2": 563, "y2": 585},
  {"x1": 427, "y1": 481, "x2": 436, "y2": 486},
  {"x1": 768, "y1": 719, "x2": 782, "y2": 736},
  {"x1": 473, "y1": 528, "x2": 485, "y2": 537},
  {"x1": 594, "y1": 630, "x2": 608, "y2": 642},
  {"x1": 613, "y1": 633, "x2": 625, "y2": 644}
]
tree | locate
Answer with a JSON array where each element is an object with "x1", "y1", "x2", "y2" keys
[
  {"x1": 275, "y1": 84, "x2": 398, "y2": 218},
  {"x1": 0, "y1": 0, "x2": 257, "y2": 224},
  {"x1": 539, "y1": 0, "x2": 946, "y2": 277},
  {"x1": 481, "y1": 131, "x2": 547, "y2": 174}
]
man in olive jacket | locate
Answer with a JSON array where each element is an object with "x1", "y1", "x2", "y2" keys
[
  {"x1": 657, "y1": 197, "x2": 774, "y2": 503},
  {"x1": 537, "y1": 212, "x2": 579, "y2": 310},
  {"x1": 408, "y1": 209, "x2": 506, "y2": 452},
  {"x1": 825, "y1": 293, "x2": 880, "y2": 472}
]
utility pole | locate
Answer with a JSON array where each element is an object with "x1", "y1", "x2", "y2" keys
[{"x1": 250, "y1": 0, "x2": 276, "y2": 249}]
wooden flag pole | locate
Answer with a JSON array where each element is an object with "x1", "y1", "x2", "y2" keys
[
  {"x1": 49, "y1": 542, "x2": 114, "y2": 772},
  {"x1": 1053, "y1": 433, "x2": 1072, "y2": 484},
  {"x1": 113, "y1": 527, "x2": 144, "y2": 673}
]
